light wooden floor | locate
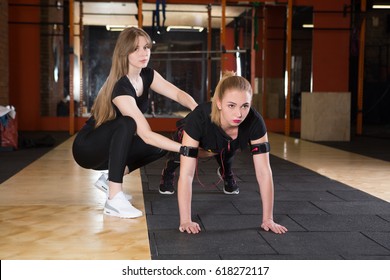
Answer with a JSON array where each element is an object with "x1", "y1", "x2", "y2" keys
[
  {"x1": 0, "y1": 132, "x2": 389, "y2": 259},
  {"x1": 0, "y1": 136, "x2": 150, "y2": 260}
]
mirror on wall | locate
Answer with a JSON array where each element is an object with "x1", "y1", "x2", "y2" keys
[
  {"x1": 39, "y1": 1, "x2": 313, "y2": 122},
  {"x1": 39, "y1": 1, "x2": 253, "y2": 118}
]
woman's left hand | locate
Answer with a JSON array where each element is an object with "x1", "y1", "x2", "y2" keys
[
  {"x1": 261, "y1": 219, "x2": 288, "y2": 234},
  {"x1": 179, "y1": 221, "x2": 201, "y2": 234}
]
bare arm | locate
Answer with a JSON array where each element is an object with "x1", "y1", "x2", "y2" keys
[
  {"x1": 113, "y1": 95, "x2": 181, "y2": 153},
  {"x1": 177, "y1": 131, "x2": 201, "y2": 234},
  {"x1": 251, "y1": 133, "x2": 288, "y2": 234},
  {"x1": 150, "y1": 70, "x2": 198, "y2": 111}
]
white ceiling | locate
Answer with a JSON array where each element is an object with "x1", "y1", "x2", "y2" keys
[{"x1": 75, "y1": 2, "x2": 250, "y2": 29}]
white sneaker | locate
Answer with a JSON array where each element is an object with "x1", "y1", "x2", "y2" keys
[
  {"x1": 94, "y1": 173, "x2": 109, "y2": 193},
  {"x1": 103, "y1": 191, "x2": 143, "y2": 218},
  {"x1": 94, "y1": 173, "x2": 133, "y2": 200}
]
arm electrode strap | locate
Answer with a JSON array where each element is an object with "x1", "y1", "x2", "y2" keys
[
  {"x1": 250, "y1": 142, "x2": 271, "y2": 155},
  {"x1": 179, "y1": 146, "x2": 199, "y2": 158}
]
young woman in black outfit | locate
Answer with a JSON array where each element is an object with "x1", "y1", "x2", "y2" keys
[
  {"x1": 160, "y1": 72, "x2": 287, "y2": 234},
  {"x1": 72, "y1": 27, "x2": 197, "y2": 219}
]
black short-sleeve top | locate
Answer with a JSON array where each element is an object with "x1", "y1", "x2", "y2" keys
[
  {"x1": 183, "y1": 102, "x2": 267, "y2": 153},
  {"x1": 111, "y1": 67, "x2": 154, "y2": 115},
  {"x1": 85, "y1": 67, "x2": 154, "y2": 127}
]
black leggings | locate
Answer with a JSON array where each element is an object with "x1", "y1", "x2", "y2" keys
[
  {"x1": 164, "y1": 144, "x2": 236, "y2": 178},
  {"x1": 72, "y1": 116, "x2": 167, "y2": 183}
]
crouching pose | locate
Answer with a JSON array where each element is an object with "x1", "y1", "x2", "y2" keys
[{"x1": 72, "y1": 27, "x2": 197, "y2": 218}]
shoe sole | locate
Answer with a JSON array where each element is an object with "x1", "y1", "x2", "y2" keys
[
  {"x1": 103, "y1": 209, "x2": 142, "y2": 219},
  {"x1": 159, "y1": 189, "x2": 175, "y2": 195},
  {"x1": 223, "y1": 189, "x2": 240, "y2": 195}
]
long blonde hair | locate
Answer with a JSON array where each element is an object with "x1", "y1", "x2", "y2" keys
[
  {"x1": 91, "y1": 27, "x2": 152, "y2": 127},
  {"x1": 211, "y1": 71, "x2": 253, "y2": 126}
]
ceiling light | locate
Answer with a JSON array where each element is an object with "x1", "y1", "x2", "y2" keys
[
  {"x1": 106, "y1": 25, "x2": 129, "y2": 32},
  {"x1": 372, "y1": 5, "x2": 390, "y2": 9},
  {"x1": 166, "y1": 26, "x2": 204, "y2": 32},
  {"x1": 302, "y1": 24, "x2": 314, "y2": 28}
]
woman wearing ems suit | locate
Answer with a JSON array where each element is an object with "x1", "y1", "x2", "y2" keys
[
  {"x1": 161, "y1": 72, "x2": 287, "y2": 234},
  {"x1": 72, "y1": 27, "x2": 198, "y2": 218}
]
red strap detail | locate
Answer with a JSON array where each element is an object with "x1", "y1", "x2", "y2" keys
[{"x1": 195, "y1": 150, "x2": 224, "y2": 190}]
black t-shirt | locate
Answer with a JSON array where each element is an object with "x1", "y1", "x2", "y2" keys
[
  {"x1": 183, "y1": 102, "x2": 267, "y2": 153},
  {"x1": 86, "y1": 67, "x2": 154, "y2": 127},
  {"x1": 111, "y1": 67, "x2": 154, "y2": 115}
]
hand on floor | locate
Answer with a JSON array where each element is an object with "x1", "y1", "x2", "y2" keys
[
  {"x1": 261, "y1": 219, "x2": 288, "y2": 234},
  {"x1": 179, "y1": 221, "x2": 201, "y2": 234}
]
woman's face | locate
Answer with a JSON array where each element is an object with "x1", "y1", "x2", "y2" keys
[
  {"x1": 218, "y1": 88, "x2": 252, "y2": 129},
  {"x1": 128, "y1": 36, "x2": 151, "y2": 69}
]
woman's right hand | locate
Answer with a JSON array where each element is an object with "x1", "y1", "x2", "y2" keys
[{"x1": 179, "y1": 221, "x2": 201, "y2": 234}]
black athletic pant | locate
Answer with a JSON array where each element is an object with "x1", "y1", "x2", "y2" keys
[
  {"x1": 163, "y1": 144, "x2": 236, "y2": 178},
  {"x1": 72, "y1": 116, "x2": 167, "y2": 183}
]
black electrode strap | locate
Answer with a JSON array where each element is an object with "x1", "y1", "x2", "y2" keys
[
  {"x1": 180, "y1": 146, "x2": 199, "y2": 158},
  {"x1": 250, "y1": 142, "x2": 271, "y2": 155}
]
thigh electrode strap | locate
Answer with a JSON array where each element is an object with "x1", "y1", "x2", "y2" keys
[{"x1": 250, "y1": 142, "x2": 271, "y2": 155}]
